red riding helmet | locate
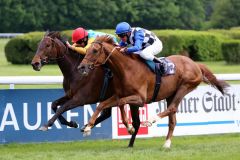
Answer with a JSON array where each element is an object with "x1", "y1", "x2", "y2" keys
[{"x1": 72, "y1": 27, "x2": 88, "y2": 43}]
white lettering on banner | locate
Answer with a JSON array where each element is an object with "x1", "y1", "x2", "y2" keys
[
  {"x1": 0, "y1": 102, "x2": 98, "y2": 131},
  {"x1": 47, "y1": 102, "x2": 61, "y2": 129},
  {"x1": 23, "y1": 102, "x2": 41, "y2": 130},
  {"x1": 84, "y1": 105, "x2": 101, "y2": 127},
  {"x1": 0, "y1": 103, "x2": 19, "y2": 131},
  {"x1": 66, "y1": 110, "x2": 79, "y2": 128}
]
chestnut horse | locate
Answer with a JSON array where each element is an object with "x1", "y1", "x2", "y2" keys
[
  {"x1": 78, "y1": 35, "x2": 229, "y2": 148},
  {"x1": 31, "y1": 32, "x2": 140, "y2": 147}
]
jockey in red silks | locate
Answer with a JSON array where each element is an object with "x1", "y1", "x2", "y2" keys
[
  {"x1": 66, "y1": 27, "x2": 91, "y2": 55},
  {"x1": 66, "y1": 27, "x2": 117, "y2": 55},
  {"x1": 115, "y1": 22, "x2": 163, "y2": 64}
]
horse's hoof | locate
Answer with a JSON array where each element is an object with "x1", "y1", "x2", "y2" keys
[
  {"x1": 163, "y1": 139, "x2": 171, "y2": 149},
  {"x1": 83, "y1": 130, "x2": 91, "y2": 137},
  {"x1": 38, "y1": 125, "x2": 48, "y2": 131},
  {"x1": 142, "y1": 121, "x2": 152, "y2": 127},
  {"x1": 69, "y1": 121, "x2": 78, "y2": 128},
  {"x1": 80, "y1": 124, "x2": 88, "y2": 132},
  {"x1": 128, "y1": 127, "x2": 135, "y2": 135},
  {"x1": 83, "y1": 126, "x2": 92, "y2": 137},
  {"x1": 128, "y1": 145, "x2": 133, "y2": 148}
]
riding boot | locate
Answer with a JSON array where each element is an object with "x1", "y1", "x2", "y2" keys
[{"x1": 153, "y1": 57, "x2": 162, "y2": 64}]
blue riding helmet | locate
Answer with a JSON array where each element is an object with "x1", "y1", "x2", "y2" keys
[{"x1": 115, "y1": 22, "x2": 132, "y2": 34}]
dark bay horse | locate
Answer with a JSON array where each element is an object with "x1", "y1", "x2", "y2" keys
[
  {"x1": 31, "y1": 32, "x2": 140, "y2": 147},
  {"x1": 78, "y1": 35, "x2": 229, "y2": 148}
]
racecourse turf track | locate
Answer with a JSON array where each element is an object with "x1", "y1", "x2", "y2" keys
[{"x1": 0, "y1": 133, "x2": 240, "y2": 160}]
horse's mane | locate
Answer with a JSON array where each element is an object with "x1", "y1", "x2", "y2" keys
[
  {"x1": 45, "y1": 31, "x2": 67, "y2": 42},
  {"x1": 94, "y1": 35, "x2": 116, "y2": 45}
]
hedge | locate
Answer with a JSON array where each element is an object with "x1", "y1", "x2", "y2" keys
[
  {"x1": 208, "y1": 29, "x2": 240, "y2": 40},
  {"x1": 4, "y1": 32, "x2": 44, "y2": 64},
  {"x1": 222, "y1": 40, "x2": 240, "y2": 64},
  {"x1": 4, "y1": 29, "x2": 237, "y2": 64},
  {"x1": 153, "y1": 30, "x2": 225, "y2": 61}
]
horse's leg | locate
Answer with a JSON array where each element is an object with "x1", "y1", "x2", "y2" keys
[
  {"x1": 81, "y1": 105, "x2": 132, "y2": 138},
  {"x1": 80, "y1": 108, "x2": 112, "y2": 132},
  {"x1": 39, "y1": 96, "x2": 75, "y2": 131},
  {"x1": 163, "y1": 96, "x2": 176, "y2": 149},
  {"x1": 42, "y1": 99, "x2": 81, "y2": 130},
  {"x1": 144, "y1": 85, "x2": 196, "y2": 148},
  {"x1": 128, "y1": 105, "x2": 140, "y2": 147},
  {"x1": 163, "y1": 113, "x2": 176, "y2": 149},
  {"x1": 118, "y1": 95, "x2": 144, "y2": 106},
  {"x1": 119, "y1": 105, "x2": 135, "y2": 135},
  {"x1": 84, "y1": 95, "x2": 118, "y2": 136},
  {"x1": 157, "y1": 86, "x2": 195, "y2": 118},
  {"x1": 51, "y1": 96, "x2": 78, "y2": 128}
]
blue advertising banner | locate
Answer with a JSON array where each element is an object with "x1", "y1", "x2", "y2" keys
[{"x1": 0, "y1": 89, "x2": 112, "y2": 144}]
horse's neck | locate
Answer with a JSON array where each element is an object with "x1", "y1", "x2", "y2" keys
[{"x1": 57, "y1": 52, "x2": 81, "y2": 78}]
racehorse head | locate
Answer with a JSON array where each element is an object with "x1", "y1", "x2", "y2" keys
[
  {"x1": 78, "y1": 35, "x2": 116, "y2": 76},
  {"x1": 31, "y1": 31, "x2": 67, "y2": 71}
]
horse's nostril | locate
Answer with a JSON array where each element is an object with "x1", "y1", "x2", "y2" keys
[
  {"x1": 77, "y1": 65, "x2": 85, "y2": 70},
  {"x1": 31, "y1": 62, "x2": 38, "y2": 67},
  {"x1": 81, "y1": 66, "x2": 86, "y2": 70},
  {"x1": 31, "y1": 62, "x2": 41, "y2": 71}
]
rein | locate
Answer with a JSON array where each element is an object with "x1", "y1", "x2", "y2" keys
[
  {"x1": 85, "y1": 41, "x2": 117, "y2": 69},
  {"x1": 42, "y1": 36, "x2": 83, "y2": 72}
]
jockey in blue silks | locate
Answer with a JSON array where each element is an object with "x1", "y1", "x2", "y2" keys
[{"x1": 115, "y1": 22, "x2": 163, "y2": 64}]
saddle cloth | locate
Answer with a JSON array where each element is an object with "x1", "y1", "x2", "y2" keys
[{"x1": 145, "y1": 57, "x2": 175, "y2": 75}]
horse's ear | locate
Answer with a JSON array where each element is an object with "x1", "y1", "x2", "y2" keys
[
  {"x1": 44, "y1": 31, "x2": 49, "y2": 37},
  {"x1": 61, "y1": 36, "x2": 68, "y2": 43}
]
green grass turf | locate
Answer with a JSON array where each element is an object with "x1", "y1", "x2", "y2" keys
[{"x1": 0, "y1": 134, "x2": 239, "y2": 160}]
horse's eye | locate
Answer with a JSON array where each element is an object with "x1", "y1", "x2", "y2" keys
[
  {"x1": 46, "y1": 44, "x2": 51, "y2": 48},
  {"x1": 92, "y1": 49, "x2": 98, "y2": 54}
]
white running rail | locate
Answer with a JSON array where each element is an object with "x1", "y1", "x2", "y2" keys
[{"x1": 0, "y1": 74, "x2": 240, "y2": 89}]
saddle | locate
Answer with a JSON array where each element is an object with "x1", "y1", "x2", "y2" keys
[
  {"x1": 144, "y1": 57, "x2": 176, "y2": 102},
  {"x1": 145, "y1": 57, "x2": 175, "y2": 75}
]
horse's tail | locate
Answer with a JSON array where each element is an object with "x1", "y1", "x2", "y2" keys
[{"x1": 197, "y1": 63, "x2": 229, "y2": 95}]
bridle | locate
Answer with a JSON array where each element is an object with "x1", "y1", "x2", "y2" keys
[
  {"x1": 83, "y1": 41, "x2": 117, "y2": 69},
  {"x1": 43, "y1": 36, "x2": 66, "y2": 61},
  {"x1": 44, "y1": 36, "x2": 84, "y2": 71}
]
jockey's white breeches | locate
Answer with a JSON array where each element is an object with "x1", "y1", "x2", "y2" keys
[{"x1": 135, "y1": 38, "x2": 163, "y2": 61}]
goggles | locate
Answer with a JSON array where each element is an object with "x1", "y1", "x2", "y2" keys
[
  {"x1": 76, "y1": 38, "x2": 86, "y2": 44},
  {"x1": 117, "y1": 33, "x2": 128, "y2": 38}
]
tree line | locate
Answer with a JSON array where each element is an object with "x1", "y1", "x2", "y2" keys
[{"x1": 0, "y1": 0, "x2": 239, "y2": 33}]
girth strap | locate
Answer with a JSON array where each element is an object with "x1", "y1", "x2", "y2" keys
[
  {"x1": 99, "y1": 65, "x2": 113, "y2": 101},
  {"x1": 151, "y1": 63, "x2": 162, "y2": 102}
]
